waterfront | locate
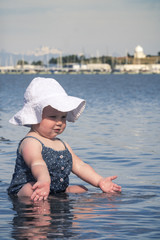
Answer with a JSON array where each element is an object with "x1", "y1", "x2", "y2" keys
[
  {"x1": 0, "y1": 63, "x2": 160, "y2": 74},
  {"x1": 0, "y1": 74, "x2": 160, "y2": 239}
]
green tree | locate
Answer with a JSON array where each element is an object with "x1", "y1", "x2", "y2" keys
[
  {"x1": 49, "y1": 58, "x2": 57, "y2": 64},
  {"x1": 62, "y1": 55, "x2": 80, "y2": 64},
  {"x1": 32, "y1": 61, "x2": 44, "y2": 66},
  {"x1": 17, "y1": 60, "x2": 28, "y2": 65}
]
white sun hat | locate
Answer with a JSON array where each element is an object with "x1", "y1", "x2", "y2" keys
[{"x1": 9, "y1": 77, "x2": 86, "y2": 126}]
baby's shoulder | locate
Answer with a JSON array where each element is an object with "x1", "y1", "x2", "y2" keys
[{"x1": 19, "y1": 136, "x2": 43, "y2": 154}]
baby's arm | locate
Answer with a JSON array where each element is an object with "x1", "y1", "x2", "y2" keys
[
  {"x1": 30, "y1": 162, "x2": 51, "y2": 201},
  {"x1": 20, "y1": 138, "x2": 51, "y2": 201},
  {"x1": 66, "y1": 143, "x2": 121, "y2": 193}
]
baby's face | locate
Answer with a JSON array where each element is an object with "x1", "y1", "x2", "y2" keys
[{"x1": 33, "y1": 106, "x2": 67, "y2": 139}]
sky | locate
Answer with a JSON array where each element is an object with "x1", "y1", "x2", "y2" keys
[{"x1": 0, "y1": 0, "x2": 160, "y2": 57}]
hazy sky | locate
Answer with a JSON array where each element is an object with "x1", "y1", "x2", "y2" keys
[{"x1": 0, "y1": 0, "x2": 160, "y2": 56}]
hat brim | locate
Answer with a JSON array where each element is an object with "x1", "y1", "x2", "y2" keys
[{"x1": 9, "y1": 95, "x2": 85, "y2": 126}]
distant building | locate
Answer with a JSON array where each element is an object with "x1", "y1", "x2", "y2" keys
[
  {"x1": 86, "y1": 63, "x2": 111, "y2": 73},
  {"x1": 134, "y1": 45, "x2": 146, "y2": 59},
  {"x1": 114, "y1": 45, "x2": 160, "y2": 73}
]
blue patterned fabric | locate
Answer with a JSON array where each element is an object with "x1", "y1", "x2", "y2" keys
[{"x1": 8, "y1": 136, "x2": 72, "y2": 195}]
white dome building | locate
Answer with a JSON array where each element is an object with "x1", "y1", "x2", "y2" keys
[{"x1": 134, "y1": 45, "x2": 146, "y2": 59}]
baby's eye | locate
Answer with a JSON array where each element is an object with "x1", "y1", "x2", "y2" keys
[
  {"x1": 62, "y1": 115, "x2": 67, "y2": 119},
  {"x1": 49, "y1": 116, "x2": 56, "y2": 119}
]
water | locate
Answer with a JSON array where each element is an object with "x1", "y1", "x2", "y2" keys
[{"x1": 0, "y1": 73, "x2": 160, "y2": 239}]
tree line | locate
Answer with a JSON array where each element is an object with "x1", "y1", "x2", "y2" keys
[
  {"x1": 17, "y1": 55, "x2": 113, "y2": 66},
  {"x1": 17, "y1": 52, "x2": 160, "y2": 66}
]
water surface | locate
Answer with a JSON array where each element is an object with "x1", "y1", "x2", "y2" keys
[{"x1": 0, "y1": 74, "x2": 160, "y2": 239}]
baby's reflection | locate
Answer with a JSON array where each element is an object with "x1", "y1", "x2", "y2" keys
[
  {"x1": 10, "y1": 192, "x2": 120, "y2": 239},
  {"x1": 10, "y1": 193, "x2": 75, "y2": 239}
]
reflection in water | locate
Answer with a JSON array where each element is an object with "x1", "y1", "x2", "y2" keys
[
  {"x1": 10, "y1": 192, "x2": 120, "y2": 239},
  {"x1": 10, "y1": 193, "x2": 75, "y2": 239},
  {"x1": 71, "y1": 193, "x2": 121, "y2": 239}
]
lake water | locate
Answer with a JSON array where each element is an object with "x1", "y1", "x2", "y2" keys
[{"x1": 0, "y1": 73, "x2": 160, "y2": 239}]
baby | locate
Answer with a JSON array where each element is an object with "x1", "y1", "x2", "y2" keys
[{"x1": 8, "y1": 77, "x2": 121, "y2": 201}]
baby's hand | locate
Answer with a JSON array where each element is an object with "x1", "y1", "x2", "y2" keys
[
  {"x1": 98, "y1": 176, "x2": 121, "y2": 193},
  {"x1": 31, "y1": 181, "x2": 50, "y2": 201}
]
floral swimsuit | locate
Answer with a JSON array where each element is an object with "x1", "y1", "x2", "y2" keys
[{"x1": 8, "y1": 136, "x2": 72, "y2": 195}]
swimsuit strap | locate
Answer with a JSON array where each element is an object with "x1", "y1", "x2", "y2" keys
[
  {"x1": 21, "y1": 136, "x2": 44, "y2": 146},
  {"x1": 19, "y1": 136, "x2": 67, "y2": 149},
  {"x1": 56, "y1": 138, "x2": 67, "y2": 149}
]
